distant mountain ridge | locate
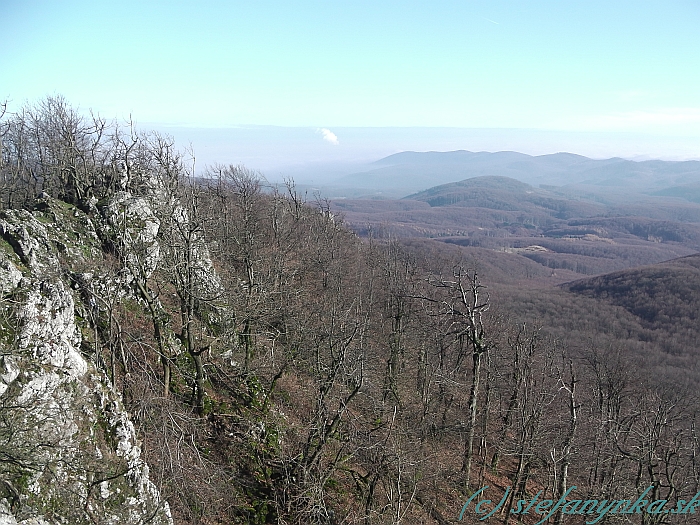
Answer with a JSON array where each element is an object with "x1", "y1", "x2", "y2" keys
[{"x1": 337, "y1": 150, "x2": 700, "y2": 196}]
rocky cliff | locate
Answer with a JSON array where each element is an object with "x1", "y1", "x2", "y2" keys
[{"x1": 0, "y1": 196, "x2": 173, "y2": 525}]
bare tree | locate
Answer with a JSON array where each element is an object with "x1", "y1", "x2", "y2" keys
[
  {"x1": 553, "y1": 358, "x2": 578, "y2": 525},
  {"x1": 427, "y1": 265, "x2": 491, "y2": 489}
]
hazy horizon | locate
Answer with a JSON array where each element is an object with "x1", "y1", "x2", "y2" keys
[
  {"x1": 4, "y1": 1, "x2": 700, "y2": 170},
  {"x1": 141, "y1": 123, "x2": 700, "y2": 182}
]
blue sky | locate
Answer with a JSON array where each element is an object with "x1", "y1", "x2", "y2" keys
[{"x1": 3, "y1": 1, "x2": 700, "y2": 169}]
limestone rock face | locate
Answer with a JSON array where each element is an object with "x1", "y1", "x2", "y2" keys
[
  {"x1": 0, "y1": 199, "x2": 172, "y2": 525},
  {"x1": 0, "y1": 210, "x2": 59, "y2": 272},
  {"x1": 0, "y1": 245, "x2": 22, "y2": 297},
  {"x1": 102, "y1": 191, "x2": 161, "y2": 278}
]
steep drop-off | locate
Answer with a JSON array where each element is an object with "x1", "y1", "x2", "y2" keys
[{"x1": 0, "y1": 195, "x2": 173, "y2": 525}]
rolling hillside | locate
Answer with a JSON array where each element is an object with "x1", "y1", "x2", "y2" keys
[
  {"x1": 333, "y1": 175, "x2": 700, "y2": 277},
  {"x1": 565, "y1": 253, "x2": 700, "y2": 351}
]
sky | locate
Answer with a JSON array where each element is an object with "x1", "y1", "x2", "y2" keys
[{"x1": 3, "y1": 1, "x2": 700, "y2": 172}]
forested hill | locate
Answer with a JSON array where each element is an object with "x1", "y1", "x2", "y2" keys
[
  {"x1": 565, "y1": 253, "x2": 700, "y2": 353},
  {"x1": 3, "y1": 97, "x2": 700, "y2": 525},
  {"x1": 334, "y1": 174, "x2": 700, "y2": 279},
  {"x1": 404, "y1": 175, "x2": 603, "y2": 217}
]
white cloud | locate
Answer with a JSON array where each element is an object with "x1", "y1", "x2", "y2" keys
[{"x1": 318, "y1": 128, "x2": 339, "y2": 145}]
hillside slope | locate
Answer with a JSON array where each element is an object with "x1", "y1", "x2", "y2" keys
[{"x1": 564, "y1": 253, "x2": 700, "y2": 355}]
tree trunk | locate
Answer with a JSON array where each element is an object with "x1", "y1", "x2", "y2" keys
[{"x1": 462, "y1": 347, "x2": 483, "y2": 489}]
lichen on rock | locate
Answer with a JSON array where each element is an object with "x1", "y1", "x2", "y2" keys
[
  {"x1": 101, "y1": 191, "x2": 161, "y2": 278},
  {"x1": 0, "y1": 197, "x2": 172, "y2": 525}
]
